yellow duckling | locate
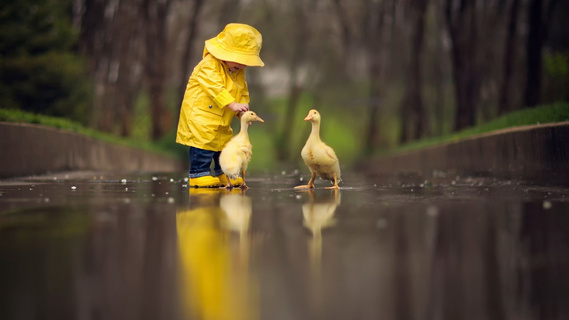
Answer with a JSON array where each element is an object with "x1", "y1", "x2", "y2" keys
[
  {"x1": 220, "y1": 111, "x2": 264, "y2": 189},
  {"x1": 295, "y1": 109, "x2": 341, "y2": 189}
]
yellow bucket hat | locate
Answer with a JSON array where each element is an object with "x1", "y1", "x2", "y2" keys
[{"x1": 205, "y1": 23, "x2": 264, "y2": 67}]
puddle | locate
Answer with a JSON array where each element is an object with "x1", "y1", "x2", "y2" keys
[{"x1": 1, "y1": 171, "x2": 568, "y2": 319}]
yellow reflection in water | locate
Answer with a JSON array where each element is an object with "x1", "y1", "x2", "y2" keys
[
  {"x1": 302, "y1": 189, "x2": 341, "y2": 276},
  {"x1": 176, "y1": 188, "x2": 257, "y2": 320}
]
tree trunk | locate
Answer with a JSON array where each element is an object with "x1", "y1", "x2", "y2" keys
[
  {"x1": 142, "y1": 0, "x2": 173, "y2": 141},
  {"x1": 77, "y1": 0, "x2": 142, "y2": 135},
  {"x1": 524, "y1": 0, "x2": 559, "y2": 108},
  {"x1": 433, "y1": 0, "x2": 445, "y2": 136},
  {"x1": 400, "y1": 0, "x2": 428, "y2": 144},
  {"x1": 524, "y1": 0, "x2": 543, "y2": 108},
  {"x1": 363, "y1": 0, "x2": 388, "y2": 155},
  {"x1": 77, "y1": 0, "x2": 113, "y2": 131},
  {"x1": 276, "y1": 0, "x2": 314, "y2": 162},
  {"x1": 117, "y1": 0, "x2": 142, "y2": 137},
  {"x1": 331, "y1": 0, "x2": 352, "y2": 63},
  {"x1": 498, "y1": 0, "x2": 521, "y2": 115},
  {"x1": 176, "y1": 0, "x2": 205, "y2": 107},
  {"x1": 445, "y1": 0, "x2": 478, "y2": 132}
]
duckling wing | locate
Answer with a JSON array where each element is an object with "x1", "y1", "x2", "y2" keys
[{"x1": 312, "y1": 143, "x2": 339, "y2": 166}]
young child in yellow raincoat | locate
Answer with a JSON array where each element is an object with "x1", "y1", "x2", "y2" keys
[{"x1": 176, "y1": 23, "x2": 264, "y2": 188}]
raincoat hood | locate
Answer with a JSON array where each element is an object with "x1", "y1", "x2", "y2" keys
[{"x1": 204, "y1": 23, "x2": 264, "y2": 67}]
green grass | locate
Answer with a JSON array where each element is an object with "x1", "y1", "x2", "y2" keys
[
  {"x1": 0, "y1": 108, "x2": 179, "y2": 158},
  {"x1": 390, "y1": 102, "x2": 569, "y2": 155}
]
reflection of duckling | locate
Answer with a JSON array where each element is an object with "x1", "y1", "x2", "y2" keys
[
  {"x1": 220, "y1": 111, "x2": 264, "y2": 189},
  {"x1": 220, "y1": 193, "x2": 253, "y2": 269},
  {"x1": 220, "y1": 193, "x2": 252, "y2": 235},
  {"x1": 302, "y1": 189, "x2": 341, "y2": 274},
  {"x1": 295, "y1": 109, "x2": 341, "y2": 189}
]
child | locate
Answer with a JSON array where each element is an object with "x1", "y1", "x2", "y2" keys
[{"x1": 176, "y1": 23, "x2": 264, "y2": 188}]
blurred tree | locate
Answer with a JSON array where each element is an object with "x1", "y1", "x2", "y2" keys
[
  {"x1": 27, "y1": 0, "x2": 565, "y2": 162},
  {"x1": 524, "y1": 0, "x2": 559, "y2": 107},
  {"x1": 76, "y1": 0, "x2": 144, "y2": 135},
  {"x1": 142, "y1": 0, "x2": 173, "y2": 140},
  {"x1": 0, "y1": 0, "x2": 90, "y2": 123},
  {"x1": 399, "y1": 0, "x2": 429, "y2": 143},
  {"x1": 176, "y1": 0, "x2": 205, "y2": 107},
  {"x1": 498, "y1": 0, "x2": 521, "y2": 115},
  {"x1": 429, "y1": 0, "x2": 449, "y2": 137},
  {"x1": 217, "y1": 0, "x2": 241, "y2": 27},
  {"x1": 542, "y1": 0, "x2": 569, "y2": 103},
  {"x1": 275, "y1": 0, "x2": 317, "y2": 162},
  {"x1": 363, "y1": 0, "x2": 389, "y2": 155},
  {"x1": 114, "y1": 0, "x2": 143, "y2": 137},
  {"x1": 444, "y1": 0, "x2": 479, "y2": 131}
]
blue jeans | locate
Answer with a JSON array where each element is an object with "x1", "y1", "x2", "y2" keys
[{"x1": 188, "y1": 147, "x2": 223, "y2": 178}]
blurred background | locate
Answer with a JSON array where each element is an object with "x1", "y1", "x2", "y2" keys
[{"x1": 1, "y1": 0, "x2": 568, "y2": 172}]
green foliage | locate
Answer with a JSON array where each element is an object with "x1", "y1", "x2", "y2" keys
[
  {"x1": 0, "y1": 0, "x2": 91, "y2": 124},
  {"x1": 391, "y1": 102, "x2": 569, "y2": 154},
  {"x1": 321, "y1": 116, "x2": 360, "y2": 165},
  {"x1": 0, "y1": 107, "x2": 83, "y2": 131},
  {"x1": 131, "y1": 92, "x2": 152, "y2": 141},
  {"x1": 543, "y1": 51, "x2": 569, "y2": 103},
  {"x1": 248, "y1": 128, "x2": 278, "y2": 173},
  {"x1": 544, "y1": 52, "x2": 569, "y2": 77}
]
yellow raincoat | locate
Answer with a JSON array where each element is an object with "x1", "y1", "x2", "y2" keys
[{"x1": 176, "y1": 23, "x2": 263, "y2": 151}]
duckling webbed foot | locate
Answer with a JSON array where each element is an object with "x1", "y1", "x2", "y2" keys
[
  {"x1": 294, "y1": 184, "x2": 315, "y2": 189},
  {"x1": 294, "y1": 173, "x2": 316, "y2": 189},
  {"x1": 324, "y1": 175, "x2": 340, "y2": 189}
]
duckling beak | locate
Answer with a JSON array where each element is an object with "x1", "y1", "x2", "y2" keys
[
  {"x1": 256, "y1": 116, "x2": 264, "y2": 123},
  {"x1": 304, "y1": 115, "x2": 313, "y2": 121}
]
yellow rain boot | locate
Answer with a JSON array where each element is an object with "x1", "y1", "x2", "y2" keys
[
  {"x1": 216, "y1": 174, "x2": 243, "y2": 187},
  {"x1": 189, "y1": 175, "x2": 221, "y2": 188}
]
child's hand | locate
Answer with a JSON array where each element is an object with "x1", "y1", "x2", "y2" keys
[{"x1": 227, "y1": 102, "x2": 249, "y2": 113}]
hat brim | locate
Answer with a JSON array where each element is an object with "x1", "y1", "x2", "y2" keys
[{"x1": 205, "y1": 39, "x2": 264, "y2": 67}]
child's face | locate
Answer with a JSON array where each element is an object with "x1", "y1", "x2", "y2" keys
[{"x1": 225, "y1": 61, "x2": 246, "y2": 72}]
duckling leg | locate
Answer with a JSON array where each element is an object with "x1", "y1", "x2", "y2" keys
[
  {"x1": 324, "y1": 173, "x2": 340, "y2": 189},
  {"x1": 218, "y1": 173, "x2": 233, "y2": 189},
  {"x1": 294, "y1": 172, "x2": 316, "y2": 189},
  {"x1": 240, "y1": 170, "x2": 248, "y2": 189}
]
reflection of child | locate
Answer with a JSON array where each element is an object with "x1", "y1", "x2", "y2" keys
[{"x1": 176, "y1": 23, "x2": 264, "y2": 188}]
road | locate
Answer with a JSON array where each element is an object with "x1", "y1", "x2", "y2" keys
[{"x1": 1, "y1": 170, "x2": 568, "y2": 320}]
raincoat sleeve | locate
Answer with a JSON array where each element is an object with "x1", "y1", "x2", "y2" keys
[
  {"x1": 239, "y1": 78, "x2": 250, "y2": 104},
  {"x1": 194, "y1": 60, "x2": 235, "y2": 108}
]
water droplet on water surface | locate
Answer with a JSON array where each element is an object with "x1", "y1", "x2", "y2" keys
[{"x1": 543, "y1": 201, "x2": 552, "y2": 209}]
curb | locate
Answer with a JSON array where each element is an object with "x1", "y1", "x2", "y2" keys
[
  {"x1": 0, "y1": 122, "x2": 184, "y2": 179},
  {"x1": 359, "y1": 122, "x2": 569, "y2": 186}
]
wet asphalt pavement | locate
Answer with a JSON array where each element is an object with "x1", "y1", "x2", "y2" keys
[{"x1": 0, "y1": 170, "x2": 568, "y2": 320}]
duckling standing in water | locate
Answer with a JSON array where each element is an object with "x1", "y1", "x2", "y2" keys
[
  {"x1": 220, "y1": 111, "x2": 264, "y2": 189},
  {"x1": 295, "y1": 109, "x2": 341, "y2": 189}
]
